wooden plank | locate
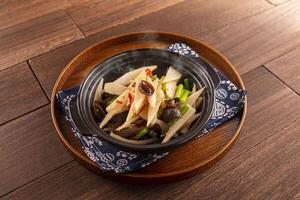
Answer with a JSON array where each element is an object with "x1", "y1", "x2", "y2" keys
[
  {"x1": 0, "y1": 10, "x2": 84, "y2": 71},
  {"x1": 164, "y1": 119, "x2": 300, "y2": 200},
  {"x1": 66, "y1": 0, "x2": 184, "y2": 36},
  {"x1": 84, "y1": 0, "x2": 272, "y2": 36},
  {"x1": 265, "y1": 47, "x2": 300, "y2": 94},
  {"x1": 201, "y1": 0, "x2": 300, "y2": 52},
  {"x1": 29, "y1": 0, "x2": 272, "y2": 97},
  {"x1": 0, "y1": 0, "x2": 69, "y2": 31},
  {"x1": 0, "y1": 106, "x2": 73, "y2": 197},
  {"x1": 0, "y1": 162, "x2": 123, "y2": 200},
  {"x1": 29, "y1": 36, "x2": 100, "y2": 98},
  {"x1": 0, "y1": 62, "x2": 48, "y2": 125},
  {"x1": 4, "y1": 67, "x2": 300, "y2": 199},
  {"x1": 221, "y1": 67, "x2": 300, "y2": 162},
  {"x1": 85, "y1": 0, "x2": 300, "y2": 75},
  {"x1": 218, "y1": 0, "x2": 300, "y2": 74}
]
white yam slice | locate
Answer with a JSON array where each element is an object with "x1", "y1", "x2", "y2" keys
[
  {"x1": 165, "y1": 81, "x2": 177, "y2": 98},
  {"x1": 147, "y1": 78, "x2": 158, "y2": 108},
  {"x1": 192, "y1": 83, "x2": 196, "y2": 93},
  {"x1": 113, "y1": 65, "x2": 157, "y2": 86},
  {"x1": 116, "y1": 101, "x2": 139, "y2": 130},
  {"x1": 186, "y1": 87, "x2": 205, "y2": 106},
  {"x1": 162, "y1": 104, "x2": 196, "y2": 143},
  {"x1": 139, "y1": 107, "x2": 148, "y2": 120},
  {"x1": 99, "y1": 106, "x2": 128, "y2": 128},
  {"x1": 106, "y1": 89, "x2": 130, "y2": 112},
  {"x1": 163, "y1": 67, "x2": 182, "y2": 83},
  {"x1": 180, "y1": 113, "x2": 201, "y2": 134},
  {"x1": 195, "y1": 97, "x2": 203, "y2": 109},
  {"x1": 133, "y1": 72, "x2": 147, "y2": 113},
  {"x1": 110, "y1": 132, "x2": 155, "y2": 145},
  {"x1": 104, "y1": 82, "x2": 127, "y2": 95},
  {"x1": 94, "y1": 78, "x2": 104, "y2": 102},
  {"x1": 106, "y1": 68, "x2": 149, "y2": 112},
  {"x1": 147, "y1": 86, "x2": 164, "y2": 127}
]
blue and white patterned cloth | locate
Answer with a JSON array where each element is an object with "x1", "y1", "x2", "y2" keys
[{"x1": 56, "y1": 43, "x2": 246, "y2": 173}]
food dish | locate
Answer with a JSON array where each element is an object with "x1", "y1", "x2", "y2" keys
[
  {"x1": 94, "y1": 66, "x2": 205, "y2": 144},
  {"x1": 70, "y1": 48, "x2": 219, "y2": 153}
]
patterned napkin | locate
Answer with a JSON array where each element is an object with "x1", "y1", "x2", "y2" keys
[{"x1": 56, "y1": 43, "x2": 246, "y2": 173}]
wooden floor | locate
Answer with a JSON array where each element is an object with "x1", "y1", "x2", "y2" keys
[{"x1": 0, "y1": 0, "x2": 299, "y2": 199}]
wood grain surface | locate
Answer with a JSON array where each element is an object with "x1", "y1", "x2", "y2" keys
[
  {"x1": 265, "y1": 47, "x2": 300, "y2": 94},
  {"x1": 0, "y1": 0, "x2": 300, "y2": 199},
  {"x1": 0, "y1": 62, "x2": 48, "y2": 125},
  {"x1": 66, "y1": 0, "x2": 185, "y2": 36},
  {"x1": 48, "y1": 32, "x2": 247, "y2": 183},
  {"x1": 4, "y1": 67, "x2": 299, "y2": 200},
  {"x1": 0, "y1": 106, "x2": 73, "y2": 197},
  {"x1": 164, "y1": 119, "x2": 300, "y2": 200},
  {"x1": 0, "y1": 10, "x2": 83, "y2": 70},
  {"x1": 29, "y1": 0, "x2": 272, "y2": 97},
  {"x1": 0, "y1": 0, "x2": 69, "y2": 31}
]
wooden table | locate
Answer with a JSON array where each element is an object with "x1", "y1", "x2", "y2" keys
[{"x1": 0, "y1": 0, "x2": 299, "y2": 199}]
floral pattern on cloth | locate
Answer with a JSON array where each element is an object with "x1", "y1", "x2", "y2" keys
[{"x1": 56, "y1": 43, "x2": 246, "y2": 173}]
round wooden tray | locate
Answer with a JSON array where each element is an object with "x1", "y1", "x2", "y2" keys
[{"x1": 51, "y1": 32, "x2": 247, "y2": 183}]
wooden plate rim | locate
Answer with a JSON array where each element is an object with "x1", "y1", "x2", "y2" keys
[{"x1": 50, "y1": 31, "x2": 247, "y2": 178}]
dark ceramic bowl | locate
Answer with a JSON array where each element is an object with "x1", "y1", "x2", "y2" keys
[{"x1": 69, "y1": 48, "x2": 220, "y2": 153}]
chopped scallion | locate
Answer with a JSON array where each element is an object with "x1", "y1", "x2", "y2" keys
[
  {"x1": 135, "y1": 128, "x2": 149, "y2": 140},
  {"x1": 175, "y1": 84, "x2": 184, "y2": 98}
]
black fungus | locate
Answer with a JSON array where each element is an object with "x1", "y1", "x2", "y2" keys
[{"x1": 160, "y1": 108, "x2": 181, "y2": 123}]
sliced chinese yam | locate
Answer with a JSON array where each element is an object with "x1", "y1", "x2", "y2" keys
[
  {"x1": 165, "y1": 81, "x2": 177, "y2": 98},
  {"x1": 104, "y1": 82, "x2": 127, "y2": 95},
  {"x1": 147, "y1": 86, "x2": 164, "y2": 127},
  {"x1": 113, "y1": 65, "x2": 157, "y2": 86},
  {"x1": 116, "y1": 101, "x2": 140, "y2": 130},
  {"x1": 162, "y1": 104, "x2": 196, "y2": 143},
  {"x1": 147, "y1": 78, "x2": 158, "y2": 108},
  {"x1": 163, "y1": 66, "x2": 182, "y2": 83},
  {"x1": 180, "y1": 113, "x2": 201, "y2": 134},
  {"x1": 94, "y1": 78, "x2": 104, "y2": 102},
  {"x1": 99, "y1": 106, "x2": 128, "y2": 128},
  {"x1": 186, "y1": 87, "x2": 205, "y2": 106},
  {"x1": 195, "y1": 97, "x2": 203, "y2": 109},
  {"x1": 110, "y1": 132, "x2": 155, "y2": 145},
  {"x1": 192, "y1": 83, "x2": 196, "y2": 93},
  {"x1": 133, "y1": 72, "x2": 147, "y2": 113},
  {"x1": 106, "y1": 89, "x2": 129, "y2": 112},
  {"x1": 106, "y1": 68, "x2": 149, "y2": 112},
  {"x1": 139, "y1": 107, "x2": 148, "y2": 120}
]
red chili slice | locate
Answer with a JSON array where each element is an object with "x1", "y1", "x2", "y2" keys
[
  {"x1": 145, "y1": 68, "x2": 153, "y2": 77},
  {"x1": 116, "y1": 100, "x2": 123, "y2": 104},
  {"x1": 127, "y1": 92, "x2": 133, "y2": 106}
]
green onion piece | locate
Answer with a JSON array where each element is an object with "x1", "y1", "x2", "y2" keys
[
  {"x1": 184, "y1": 79, "x2": 190, "y2": 90},
  {"x1": 157, "y1": 107, "x2": 164, "y2": 118},
  {"x1": 180, "y1": 104, "x2": 189, "y2": 115},
  {"x1": 180, "y1": 90, "x2": 191, "y2": 103},
  {"x1": 175, "y1": 84, "x2": 184, "y2": 98},
  {"x1": 151, "y1": 74, "x2": 157, "y2": 81},
  {"x1": 167, "y1": 120, "x2": 176, "y2": 126},
  {"x1": 162, "y1": 83, "x2": 167, "y2": 92},
  {"x1": 159, "y1": 76, "x2": 165, "y2": 84},
  {"x1": 135, "y1": 128, "x2": 148, "y2": 140}
]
